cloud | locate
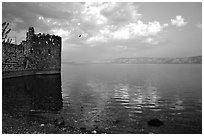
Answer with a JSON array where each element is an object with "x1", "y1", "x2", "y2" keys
[
  {"x1": 2, "y1": 3, "x2": 74, "y2": 31},
  {"x1": 2, "y1": 2, "x2": 84, "y2": 43},
  {"x1": 81, "y1": 2, "x2": 108, "y2": 25},
  {"x1": 143, "y1": 37, "x2": 159, "y2": 45},
  {"x1": 3, "y1": 2, "x2": 169, "y2": 55},
  {"x1": 50, "y1": 29, "x2": 70, "y2": 41},
  {"x1": 101, "y1": 3, "x2": 141, "y2": 25},
  {"x1": 86, "y1": 20, "x2": 168, "y2": 43},
  {"x1": 171, "y1": 16, "x2": 187, "y2": 27}
]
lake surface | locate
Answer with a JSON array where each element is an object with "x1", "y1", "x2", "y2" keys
[{"x1": 3, "y1": 64, "x2": 202, "y2": 134}]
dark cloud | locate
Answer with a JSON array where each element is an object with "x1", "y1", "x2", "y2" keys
[{"x1": 2, "y1": 2, "x2": 73, "y2": 32}]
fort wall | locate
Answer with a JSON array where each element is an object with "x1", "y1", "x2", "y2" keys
[{"x1": 2, "y1": 27, "x2": 62, "y2": 78}]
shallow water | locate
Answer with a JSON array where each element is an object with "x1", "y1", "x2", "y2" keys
[
  {"x1": 60, "y1": 64, "x2": 202, "y2": 134},
  {"x1": 2, "y1": 64, "x2": 202, "y2": 134}
]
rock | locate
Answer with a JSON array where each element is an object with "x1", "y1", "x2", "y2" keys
[
  {"x1": 54, "y1": 118, "x2": 65, "y2": 127},
  {"x1": 147, "y1": 118, "x2": 164, "y2": 127}
]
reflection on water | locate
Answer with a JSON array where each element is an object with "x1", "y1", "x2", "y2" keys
[
  {"x1": 61, "y1": 64, "x2": 202, "y2": 134},
  {"x1": 2, "y1": 64, "x2": 202, "y2": 134},
  {"x1": 60, "y1": 78, "x2": 195, "y2": 133},
  {"x1": 3, "y1": 74, "x2": 63, "y2": 118}
]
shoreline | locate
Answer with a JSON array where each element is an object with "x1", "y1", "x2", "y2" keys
[
  {"x1": 2, "y1": 111, "x2": 106, "y2": 134},
  {"x1": 2, "y1": 69, "x2": 61, "y2": 79}
]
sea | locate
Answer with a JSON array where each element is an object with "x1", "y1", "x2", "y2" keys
[{"x1": 2, "y1": 63, "x2": 202, "y2": 134}]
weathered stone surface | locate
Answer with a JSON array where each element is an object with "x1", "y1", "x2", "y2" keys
[{"x1": 2, "y1": 27, "x2": 61, "y2": 78}]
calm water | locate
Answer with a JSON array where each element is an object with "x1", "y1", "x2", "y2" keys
[{"x1": 3, "y1": 64, "x2": 202, "y2": 134}]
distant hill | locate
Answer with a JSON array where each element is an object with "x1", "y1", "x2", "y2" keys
[
  {"x1": 109, "y1": 56, "x2": 202, "y2": 64},
  {"x1": 62, "y1": 56, "x2": 202, "y2": 64}
]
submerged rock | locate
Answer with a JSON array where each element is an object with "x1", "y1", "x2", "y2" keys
[{"x1": 147, "y1": 118, "x2": 164, "y2": 127}]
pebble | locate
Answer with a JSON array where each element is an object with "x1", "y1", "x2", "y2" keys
[
  {"x1": 92, "y1": 130, "x2": 97, "y2": 134},
  {"x1": 40, "y1": 124, "x2": 45, "y2": 127}
]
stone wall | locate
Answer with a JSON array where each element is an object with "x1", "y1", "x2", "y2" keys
[
  {"x1": 2, "y1": 43, "x2": 25, "y2": 71},
  {"x1": 2, "y1": 27, "x2": 62, "y2": 76}
]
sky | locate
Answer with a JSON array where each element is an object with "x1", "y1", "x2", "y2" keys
[{"x1": 2, "y1": 2, "x2": 202, "y2": 62}]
